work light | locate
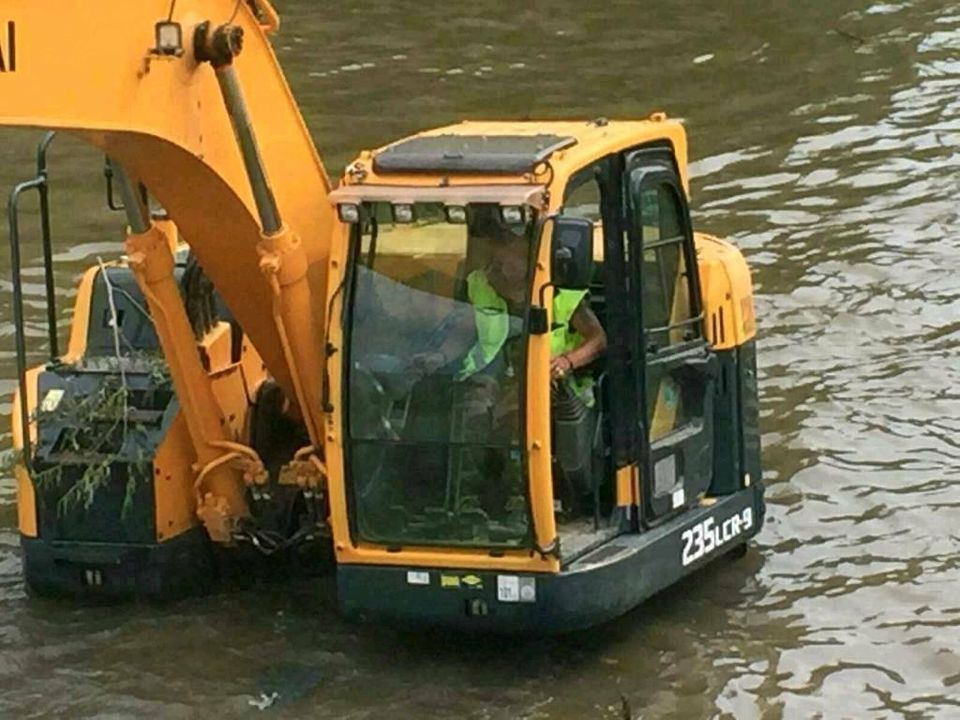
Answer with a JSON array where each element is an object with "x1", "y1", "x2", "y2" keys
[
  {"x1": 338, "y1": 203, "x2": 361, "y2": 224},
  {"x1": 154, "y1": 21, "x2": 184, "y2": 57},
  {"x1": 500, "y1": 205, "x2": 525, "y2": 225},
  {"x1": 393, "y1": 204, "x2": 415, "y2": 223},
  {"x1": 445, "y1": 205, "x2": 467, "y2": 224}
]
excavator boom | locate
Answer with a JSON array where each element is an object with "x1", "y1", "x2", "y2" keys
[{"x1": 0, "y1": 0, "x2": 333, "y2": 423}]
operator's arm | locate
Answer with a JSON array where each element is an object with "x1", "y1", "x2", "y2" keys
[
  {"x1": 551, "y1": 301, "x2": 607, "y2": 378},
  {"x1": 411, "y1": 303, "x2": 477, "y2": 374}
]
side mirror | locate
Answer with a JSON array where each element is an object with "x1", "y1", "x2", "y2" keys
[{"x1": 551, "y1": 216, "x2": 594, "y2": 290}]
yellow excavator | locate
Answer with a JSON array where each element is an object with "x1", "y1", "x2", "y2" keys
[{"x1": 2, "y1": 0, "x2": 763, "y2": 632}]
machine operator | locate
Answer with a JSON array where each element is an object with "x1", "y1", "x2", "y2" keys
[
  {"x1": 412, "y1": 210, "x2": 607, "y2": 518},
  {"x1": 414, "y1": 209, "x2": 607, "y2": 424}
]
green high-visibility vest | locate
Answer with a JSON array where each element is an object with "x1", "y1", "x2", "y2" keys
[{"x1": 458, "y1": 270, "x2": 594, "y2": 405}]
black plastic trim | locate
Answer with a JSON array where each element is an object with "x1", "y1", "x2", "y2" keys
[
  {"x1": 338, "y1": 486, "x2": 763, "y2": 634},
  {"x1": 21, "y1": 526, "x2": 215, "y2": 601}
]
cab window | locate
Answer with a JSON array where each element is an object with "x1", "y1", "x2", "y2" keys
[
  {"x1": 639, "y1": 182, "x2": 696, "y2": 350},
  {"x1": 562, "y1": 167, "x2": 603, "y2": 223},
  {"x1": 632, "y1": 175, "x2": 701, "y2": 444}
]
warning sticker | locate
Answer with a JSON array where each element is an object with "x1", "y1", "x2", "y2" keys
[
  {"x1": 497, "y1": 575, "x2": 519, "y2": 602},
  {"x1": 497, "y1": 576, "x2": 536, "y2": 603},
  {"x1": 40, "y1": 388, "x2": 65, "y2": 413},
  {"x1": 406, "y1": 570, "x2": 429, "y2": 586}
]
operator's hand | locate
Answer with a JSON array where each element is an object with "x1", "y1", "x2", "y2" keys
[
  {"x1": 411, "y1": 351, "x2": 447, "y2": 375},
  {"x1": 550, "y1": 354, "x2": 575, "y2": 382}
]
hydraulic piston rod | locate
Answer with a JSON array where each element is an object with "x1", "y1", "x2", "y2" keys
[
  {"x1": 218, "y1": 67, "x2": 281, "y2": 234},
  {"x1": 113, "y1": 162, "x2": 252, "y2": 541},
  {"x1": 113, "y1": 163, "x2": 148, "y2": 233},
  {"x1": 195, "y1": 21, "x2": 325, "y2": 445},
  {"x1": 194, "y1": 22, "x2": 279, "y2": 234}
]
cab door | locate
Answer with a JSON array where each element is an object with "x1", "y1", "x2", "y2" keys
[{"x1": 625, "y1": 150, "x2": 716, "y2": 524}]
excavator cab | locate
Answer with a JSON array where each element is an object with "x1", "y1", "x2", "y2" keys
[
  {"x1": 338, "y1": 198, "x2": 599, "y2": 551},
  {"x1": 325, "y1": 123, "x2": 766, "y2": 632}
]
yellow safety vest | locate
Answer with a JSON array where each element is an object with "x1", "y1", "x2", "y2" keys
[{"x1": 458, "y1": 271, "x2": 594, "y2": 404}]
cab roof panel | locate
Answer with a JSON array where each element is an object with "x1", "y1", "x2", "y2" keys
[
  {"x1": 372, "y1": 134, "x2": 577, "y2": 174},
  {"x1": 351, "y1": 118, "x2": 690, "y2": 192}
]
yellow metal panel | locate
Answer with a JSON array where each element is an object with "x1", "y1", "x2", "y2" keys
[
  {"x1": 616, "y1": 465, "x2": 638, "y2": 508},
  {"x1": 153, "y1": 413, "x2": 199, "y2": 542},
  {"x1": 526, "y1": 222, "x2": 558, "y2": 554},
  {"x1": 321, "y1": 223, "x2": 354, "y2": 558},
  {"x1": 15, "y1": 464, "x2": 36, "y2": 538},
  {"x1": 12, "y1": 367, "x2": 40, "y2": 537},
  {"x1": 198, "y1": 321, "x2": 234, "y2": 374},
  {"x1": 209, "y1": 363, "x2": 255, "y2": 442},
  {"x1": 11, "y1": 366, "x2": 40, "y2": 452},
  {"x1": 695, "y1": 233, "x2": 757, "y2": 350},
  {"x1": 336, "y1": 544, "x2": 559, "y2": 574},
  {"x1": 237, "y1": 334, "x2": 269, "y2": 404},
  {"x1": 63, "y1": 267, "x2": 99, "y2": 363}
]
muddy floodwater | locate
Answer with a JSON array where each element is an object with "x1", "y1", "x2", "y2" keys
[{"x1": 1, "y1": 1, "x2": 958, "y2": 717}]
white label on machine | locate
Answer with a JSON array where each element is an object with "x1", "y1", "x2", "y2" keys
[
  {"x1": 654, "y1": 454, "x2": 677, "y2": 497},
  {"x1": 497, "y1": 575, "x2": 520, "y2": 602},
  {"x1": 406, "y1": 570, "x2": 430, "y2": 586},
  {"x1": 680, "y1": 507, "x2": 754, "y2": 566},
  {"x1": 672, "y1": 487, "x2": 686, "y2": 509},
  {"x1": 519, "y1": 577, "x2": 537, "y2": 603},
  {"x1": 40, "y1": 388, "x2": 65, "y2": 413}
]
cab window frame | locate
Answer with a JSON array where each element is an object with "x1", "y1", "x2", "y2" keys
[
  {"x1": 628, "y1": 163, "x2": 704, "y2": 354},
  {"x1": 561, "y1": 165, "x2": 604, "y2": 223},
  {"x1": 339, "y1": 201, "x2": 541, "y2": 551}
]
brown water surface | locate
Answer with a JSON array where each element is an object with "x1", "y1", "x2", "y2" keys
[{"x1": 1, "y1": 1, "x2": 958, "y2": 717}]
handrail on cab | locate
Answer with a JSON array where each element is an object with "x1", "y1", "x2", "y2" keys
[
  {"x1": 8, "y1": 131, "x2": 59, "y2": 361},
  {"x1": 7, "y1": 131, "x2": 58, "y2": 460}
]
